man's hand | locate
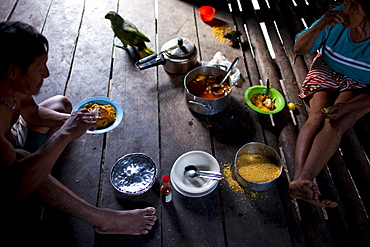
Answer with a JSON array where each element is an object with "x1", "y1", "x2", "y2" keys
[{"x1": 59, "y1": 109, "x2": 97, "y2": 140}]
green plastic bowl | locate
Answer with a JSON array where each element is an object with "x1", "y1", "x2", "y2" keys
[{"x1": 244, "y1": 85, "x2": 285, "y2": 114}]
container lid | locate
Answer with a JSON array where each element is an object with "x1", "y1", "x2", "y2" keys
[
  {"x1": 110, "y1": 153, "x2": 157, "y2": 195},
  {"x1": 162, "y1": 37, "x2": 196, "y2": 59},
  {"x1": 162, "y1": 175, "x2": 170, "y2": 183}
]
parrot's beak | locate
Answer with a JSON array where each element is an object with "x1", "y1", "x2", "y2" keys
[{"x1": 105, "y1": 14, "x2": 110, "y2": 19}]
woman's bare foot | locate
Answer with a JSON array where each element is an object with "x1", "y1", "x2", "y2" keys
[
  {"x1": 94, "y1": 207, "x2": 157, "y2": 235},
  {"x1": 289, "y1": 180, "x2": 338, "y2": 208}
]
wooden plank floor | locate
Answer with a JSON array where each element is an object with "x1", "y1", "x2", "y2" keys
[{"x1": 2, "y1": 0, "x2": 370, "y2": 246}]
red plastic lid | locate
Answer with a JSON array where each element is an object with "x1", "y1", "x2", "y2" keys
[{"x1": 162, "y1": 175, "x2": 170, "y2": 183}]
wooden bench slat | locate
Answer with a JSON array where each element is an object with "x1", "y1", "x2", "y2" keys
[
  {"x1": 340, "y1": 130, "x2": 370, "y2": 214},
  {"x1": 326, "y1": 152, "x2": 370, "y2": 246}
]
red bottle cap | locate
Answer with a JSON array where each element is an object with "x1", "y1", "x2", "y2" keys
[{"x1": 162, "y1": 175, "x2": 170, "y2": 183}]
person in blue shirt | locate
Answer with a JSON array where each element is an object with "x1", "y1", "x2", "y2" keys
[{"x1": 289, "y1": 0, "x2": 370, "y2": 208}]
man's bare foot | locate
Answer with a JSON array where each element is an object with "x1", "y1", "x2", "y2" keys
[
  {"x1": 94, "y1": 207, "x2": 157, "y2": 235},
  {"x1": 289, "y1": 180, "x2": 338, "y2": 208}
]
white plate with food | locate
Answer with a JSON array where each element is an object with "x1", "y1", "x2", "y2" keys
[{"x1": 72, "y1": 96, "x2": 123, "y2": 134}]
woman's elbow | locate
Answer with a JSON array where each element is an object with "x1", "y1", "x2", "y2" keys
[{"x1": 294, "y1": 45, "x2": 307, "y2": 55}]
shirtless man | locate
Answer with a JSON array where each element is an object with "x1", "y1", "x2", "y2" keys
[
  {"x1": 0, "y1": 21, "x2": 156, "y2": 238},
  {"x1": 289, "y1": 0, "x2": 370, "y2": 207}
]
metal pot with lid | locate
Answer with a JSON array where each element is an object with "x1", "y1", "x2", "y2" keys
[{"x1": 135, "y1": 37, "x2": 198, "y2": 74}]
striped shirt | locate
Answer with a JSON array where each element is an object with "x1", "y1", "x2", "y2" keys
[
  {"x1": 296, "y1": 4, "x2": 370, "y2": 85},
  {"x1": 298, "y1": 54, "x2": 366, "y2": 98}
]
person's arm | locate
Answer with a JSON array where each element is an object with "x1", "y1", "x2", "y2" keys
[
  {"x1": 1, "y1": 109, "x2": 96, "y2": 200},
  {"x1": 324, "y1": 92, "x2": 370, "y2": 120},
  {"x1": 294, "y1": 10, "x2": 345, "y2": 54}
]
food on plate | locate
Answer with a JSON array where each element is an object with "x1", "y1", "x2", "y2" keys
[
  {"x1": 187, "y1": 73, "x2": 230, "y2": 99},
  {"x1": 236, "y1": 153, "x2": 280, "y2": 183},
  {"x1": 251, "y1": 93, "x2": 276, "y2": 111},
  {"x1": 84, "y1": 103, "x2": 116, "y2": 129}
]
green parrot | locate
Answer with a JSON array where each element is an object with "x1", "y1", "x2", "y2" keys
[
  {"x1": 105, "y1": 11, "x2": 154, "y2": 58},
  {"x1": 223, "y1": 31, "x2": 242, "y2": 42}
]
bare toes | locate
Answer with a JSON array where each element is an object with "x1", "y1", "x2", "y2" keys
[{"x1": 144, "y1": 207, "x2": 156, "y2": 215}]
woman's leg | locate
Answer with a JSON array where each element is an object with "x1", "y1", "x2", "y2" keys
[
  {"x1": 289, "y1": 90, "x2": 368, "y2": 207},
  {"x1": 293, "y1": 91, "x2": 331, "y2": 179}
]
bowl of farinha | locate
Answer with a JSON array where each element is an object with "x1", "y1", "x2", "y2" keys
[{"x1": 233, "y1": 142, "x2": 282, "y2": 191}]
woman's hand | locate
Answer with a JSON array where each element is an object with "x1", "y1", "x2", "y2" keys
[
  {"x1": 322, "y1": 102, "x2": 349, "y2": 120},
  {"x1": 294, "y1": 10, "x2": 345, "y2": 54},
  {"x1": 317, "y1": 10, "x2": 345, "y2": 31}
]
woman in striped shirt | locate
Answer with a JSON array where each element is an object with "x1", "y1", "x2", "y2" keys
[{"x1": 289, "y1": 0, "x2": 370, "y2": 208}]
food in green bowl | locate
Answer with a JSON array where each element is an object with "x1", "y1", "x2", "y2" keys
[{"x1": 244, "y1": 85, "x2": 285, "y2": 114}]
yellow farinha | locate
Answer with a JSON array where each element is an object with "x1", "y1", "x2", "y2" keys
[
  {"x1": 236, "y1": 153, "x2": 280, "y2": 183},
  {"x1": 212, "y1": 25, "x2": 231, "y2": 43}
]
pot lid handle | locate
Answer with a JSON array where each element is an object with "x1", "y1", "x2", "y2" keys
[
  {"x1": 164, "y1": 37, "x2": 195, "y2": 58},
  {"x1": 178, "y1": 38, "x2": 188, "y2": 54}
]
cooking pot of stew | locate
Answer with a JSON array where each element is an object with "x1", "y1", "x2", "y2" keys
[{"x1": 184, "y1": 65, "x2": 234, "y2": 115}]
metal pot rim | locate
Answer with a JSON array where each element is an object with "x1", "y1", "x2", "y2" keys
[
  {"x1": 184, "y1": 65, "x2": 232, "y2": 99},
  {"x1": 232, "y1": 142, "x2": 283, "y2": 191}
]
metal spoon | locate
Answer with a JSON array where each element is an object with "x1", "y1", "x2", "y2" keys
[
  {"x1": 184, "y1": 165, "x2": 222, "y2": 180},
  {"x1": 211, "y1": 57, "x2": 239, "y2": 96}
]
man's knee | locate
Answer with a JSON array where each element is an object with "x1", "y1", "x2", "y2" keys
[
  {"x1": 40, "y1": 95, "x2": 72, "y2": 113},
  {"x1": 57, "y1": 95, "x2": 72, "y2": 113}
]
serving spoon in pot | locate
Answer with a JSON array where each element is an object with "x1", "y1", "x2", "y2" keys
[
  {"x1": 210, "y1": 57, "x2": 239, "y2": 96},
  {"x1": 184, "y1": 165, "x2": 222, "y2": 180}
]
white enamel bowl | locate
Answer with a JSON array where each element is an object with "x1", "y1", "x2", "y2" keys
[{"x1": 170, "y1": 150, "x2": 220, "y2": 197}]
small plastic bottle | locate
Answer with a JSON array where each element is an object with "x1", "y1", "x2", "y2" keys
[{"x1": 161, "y1": 175, "x2": 172, "y2": 203}]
